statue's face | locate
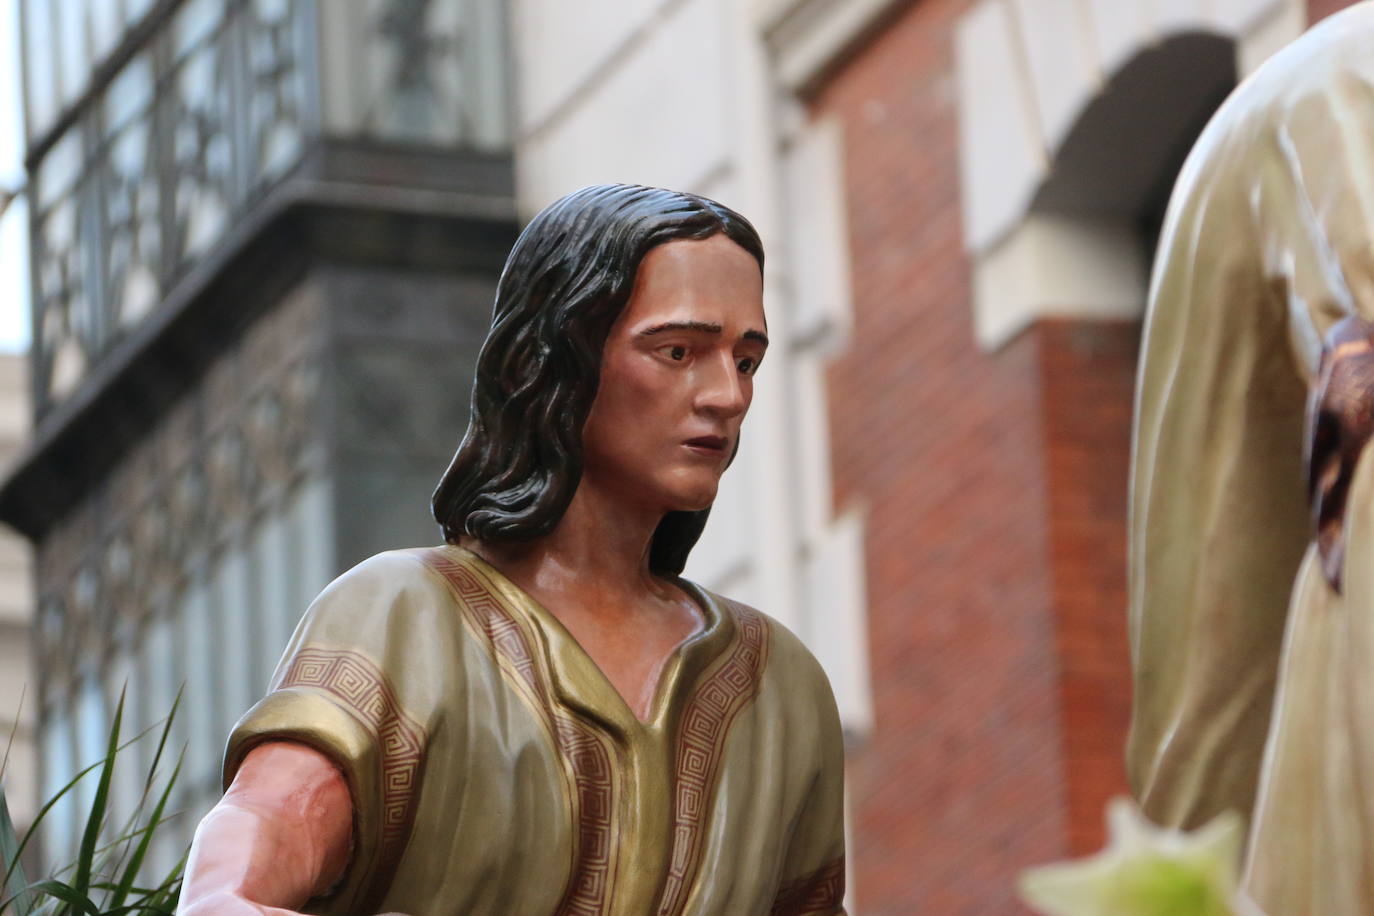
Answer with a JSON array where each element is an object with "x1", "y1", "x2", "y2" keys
[{"x1": 581, "y1": 234, "x2": 767, "y2": 514}]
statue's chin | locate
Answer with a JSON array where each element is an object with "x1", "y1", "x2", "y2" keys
[{"x1": 666, "y1": 488, "x2": 718, "y2": 514}]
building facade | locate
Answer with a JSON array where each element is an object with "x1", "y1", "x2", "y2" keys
[
  {"x1": 0, "y1": 353, "x2": 34, "y2": 843},
  {"x1": 812, "y1": 0, "x2": 1352, "y2": 910},
  {"x1": 6, "y1": 0, "x2": 516, "y2": 873},
  {"x1": 507, "y1": 0, "x2": 1354, "y2": 912},
  {"x1": 7, "y1": 0, "x2": 1366, "y2": 910},
  {"x1": 813, "y1": 1, "x2": 1294, "y2": 908}
]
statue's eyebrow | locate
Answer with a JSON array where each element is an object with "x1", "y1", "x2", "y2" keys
[
  {"x1": 638, "y1": 320, "x2": 722, "y2": 337},
  {"x1": 637, "y1": 321, "x2": 770, "y2": 348}
]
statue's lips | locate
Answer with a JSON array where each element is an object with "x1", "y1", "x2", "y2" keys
[{"x1": 683, "y1": 436, "x2": 728, "y2": 456}]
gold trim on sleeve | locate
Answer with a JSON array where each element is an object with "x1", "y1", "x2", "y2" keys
[
  {"x1": 771, "y1": 857, "x2": 846, "y2": 916},
  {"x1": 276, "y1": 648, "x2": 427, "y2": 876}
]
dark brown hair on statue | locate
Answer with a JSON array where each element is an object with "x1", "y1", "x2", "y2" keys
[{"x1": 431, "y1": 183, "x2": 765, "y2": 576}]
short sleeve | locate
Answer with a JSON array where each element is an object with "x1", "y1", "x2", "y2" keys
[
  {"x1": 769, "y1": 627, "x2": 848, "y2": 916},
  {"x1": 223, "y1": 550, "x2": 453, "y2": 914}
]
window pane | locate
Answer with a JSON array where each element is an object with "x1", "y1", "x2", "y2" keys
[
  {"x1": 40, "y1": 708, "x2": 76, "y2": 866},
  {"x1": 292, "y1": 477, "x2": 334, "y2": 620},
  {"x1": 105, "y1": 56, "x2": 152, "y2": 135},
  {"x1": 103, "y1": 70, "x2": 161, "y2": 335},
  {"x1": 245, "y1": 0, "x2": 307, "y2": 185},
  {"x1": 0, "y1": 193, "x2": 31, "y2": 353},
  {"x1": 124, "y1": 0, "x2": 155, "y2": 28},
  {"x1": 140, "y1": 614, "x2": 182, "y2": 778},
  {"x1": 177, "y1": 583, "x2": 217, "y2": 787},
  {"x1": 72, "y1": 676, "x2": 107, "y2": 826},
  {"x1": 252, "y1": 511, "x2": 292, "y2": 679},
  {"x1": 55, "y1": 0, "x2": 88, "y2": 108},
  {"x1": 90, "y1": 0, "x2": 124, "y2": 62},
  {"x1": 213, "y1": 548, "x2": 255, "y2": 742},
  {"x1": 23, "y1": 0, "x2": 60, "y2": 137},
  {"x1": 36, "y1": 130, "x2": 81, "y2": 210},
  {"x1": 168, "y1": 22, "x2": 234, "y2": 264},
  {"x1": 172, "y1": 0, "x2": 223, "y2": 61},
  {"x1": 104, "y1": 652, "x2": 141, "y2": 831}
]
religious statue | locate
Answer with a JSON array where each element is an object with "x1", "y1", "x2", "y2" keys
[
  {"x1": 176, "y1": 184, "x2": 848, "y2": 915},
  {"x1": 1128, "y1": 3, "x2": 1374, "y2": 912}
]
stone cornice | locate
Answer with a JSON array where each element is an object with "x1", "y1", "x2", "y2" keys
[
  {"x1": 0, "y1": 140, "x2": 517, "y2": 542},
  {"x1": 759, "y1": 0, "x2": 911, "y2": 94}
]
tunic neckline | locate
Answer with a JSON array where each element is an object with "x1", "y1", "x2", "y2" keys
[{"x1": 439, "y1": 544, "x2": 740, "y2": 739}]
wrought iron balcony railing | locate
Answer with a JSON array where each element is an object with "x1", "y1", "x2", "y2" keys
[{"x1": 22, "y1": 0, "x2": 511, "y2": 417}]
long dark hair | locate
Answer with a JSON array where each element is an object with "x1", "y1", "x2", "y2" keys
[{"x1": 432, "y1": 183, "x2": 765, "y2": 575}]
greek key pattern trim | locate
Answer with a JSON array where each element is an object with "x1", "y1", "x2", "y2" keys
[
  {"x1": 276, "y1": 647, "x2": 426, "y2": 874},
  {"x1": 771, "y1": 857, "x2": 846, "y2": 915},
  {"x1": 416, "y1": 548, "x2": 619, "y2": 916},
  {"x1": 657, "y1": 599, "x2": 771, "y2": 916}
]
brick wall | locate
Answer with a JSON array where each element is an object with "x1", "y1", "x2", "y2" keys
[
  {"x1": 1035, "y1": 319, "x2": 1137, "y2": 856},
  {"x1": 811, "y1": 1, "x2": 1073, "y2": 910},
  {"x1": 811, "y1": 0, "x2": 1368, "y2": 911},
  {"x1": 1309, "y1": 0, "x2": 1361, "y2": 22}
]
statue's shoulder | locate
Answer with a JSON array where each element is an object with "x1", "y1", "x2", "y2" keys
[
  {"x1": 309, "y1": 546, "x2": 469, "y2": 620},
  {"x1": 1217, "y1": 4, "x2": 1374, "y2": 141},
  {"x1": 323, "y1": 546, "x2": 451, "y2": 588},
  {"x1": 700, "y1": 587, "x2": 834, "y2": 697}
]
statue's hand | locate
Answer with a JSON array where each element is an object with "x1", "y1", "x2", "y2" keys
[
  {"x1": 1307, "y1": 315, "x2": 1374, "y2": 591},
  {"x1": 176, "y1": 890, "x2": 309, "y2": 914}
]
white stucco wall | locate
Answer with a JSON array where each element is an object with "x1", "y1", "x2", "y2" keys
[
  {"x1": 509, "y1": 0, "x2": 876, "y2": 736},
  {"x1": 955, "y1": 0, "x2": 1308, "y2": 348}
]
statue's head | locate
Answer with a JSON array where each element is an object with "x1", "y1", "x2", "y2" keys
[{"x1": 432, "y1": 183, "x2": 765, "y2": 575}]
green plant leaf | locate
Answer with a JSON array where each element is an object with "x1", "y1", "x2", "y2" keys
[
  {"x1": 107, "y1": 752, "x2": 182, "y2": 911},
  {"x1": 0, "y1": 782, "x2": 33, "y2": 915},
  {"x1": 136, "y1": 693, "x2": 180, "y2": 815},
  {"x1": 24, "y1": 878, "x2": 101, "y2": 915},
  {"x1": 0, "y1": 791, "x2": 31, "y2": 915},
  {"x1": 72, "y1": 692, "x2": 125, "y2": 898},
  {"x1": 3, "y1": 694, "x2": 187, "y2": 915},
  {"x1": 2, "y1": 712, "x2": 159, "y2": 897},
  {"x1": 3, "y1": 755, "x2": 102, "y2": 894},
  {"x1": 136, "y1": 851, "x2": 185, "y2": 913},
  {"x1": 0, "y1": 686, "x2": 24, "y2": 786}
]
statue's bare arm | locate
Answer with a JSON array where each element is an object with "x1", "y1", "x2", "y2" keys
[{"x1": 178, "y1": 741, "x2": 353, "y2": 915}]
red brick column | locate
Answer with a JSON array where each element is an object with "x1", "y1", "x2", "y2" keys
[
  {"x1": 812, "y1": 1, "x2": 1072, "y2": 910},
  {"x1": 1034, "y1": 319, "x2": 1137, "y2": 855},
  {"x1": 1309, "y1": 0, "x2": 1361, "y2": 22}
]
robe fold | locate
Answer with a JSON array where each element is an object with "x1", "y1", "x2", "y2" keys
[{"x1": 1128, "y1": 4, "x2": 1374, "y2": 911}]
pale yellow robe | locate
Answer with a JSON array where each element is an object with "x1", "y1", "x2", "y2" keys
[
  {"x1": 225, "y1": 546, "x2": 846, "y2": 915},
  {"x1": 1128, "y1": 3, "x2": 1374, "y2": 911}
]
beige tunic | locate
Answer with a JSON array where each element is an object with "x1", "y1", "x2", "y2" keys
[
  {"x1": 224, "y1": 546, "x2": 846, "y2": 915},
  {"x1": 1128, "y1": 3, "x2": 1374, "y2": 911}
]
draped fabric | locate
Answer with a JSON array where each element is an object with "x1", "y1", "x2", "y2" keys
[
  {"x1": 224, "y1": 545, "x2": 846, "y2": 915},
  {"x1": 1128, "y1": 4, "x2": 1374, "y2": 911}
]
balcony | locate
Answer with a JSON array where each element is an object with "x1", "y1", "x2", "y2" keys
[{"x1": 22, "y1": 0, "x2": 512, "y2": 418}]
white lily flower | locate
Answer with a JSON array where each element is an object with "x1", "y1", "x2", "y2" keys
[{"x1": 1019, "y1": 797, "x2": 1264, "y2": 916}]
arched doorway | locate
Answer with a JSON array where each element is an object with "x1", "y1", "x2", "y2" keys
[{"x1": 956, "y1": 0, "x2": 1301, "y2": 852}]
